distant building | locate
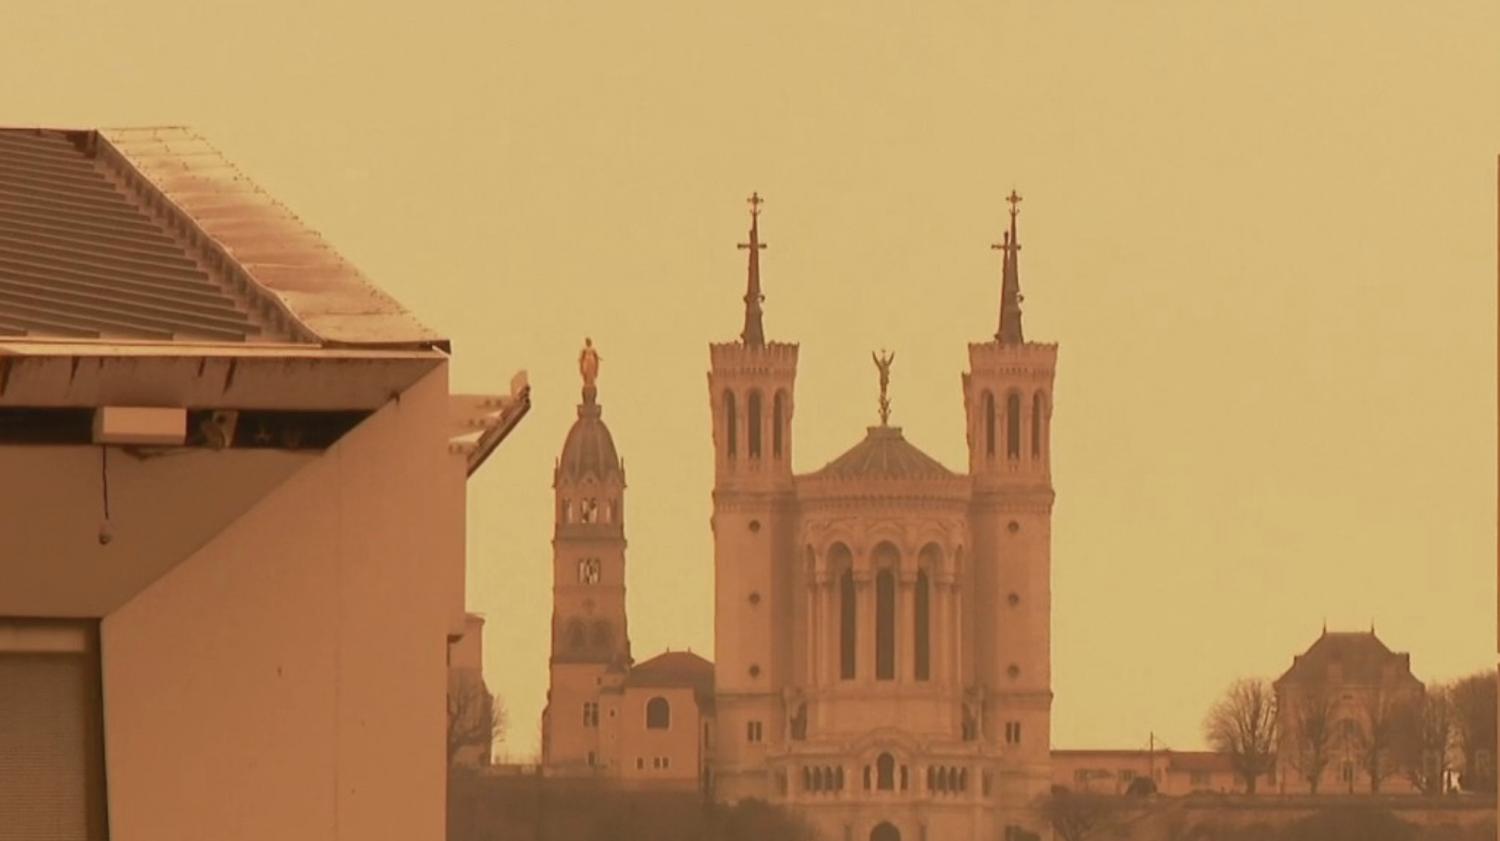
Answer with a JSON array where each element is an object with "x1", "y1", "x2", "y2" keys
[
  {"x1": 0, "y1": 128, "x2": 528, "y2": 840},
  {"x1": 1052, "y1": 749, "x2": 1246, "y2": 795},
  {"x1": 541, "y1": 193, "x2": 1057, "y2": 841},
  {"x1": 1273, "y1": 629, "x2": 1424, "y2": 794}
]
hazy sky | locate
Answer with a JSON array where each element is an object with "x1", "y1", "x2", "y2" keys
[{"x1": 5, "y1": 1, "x2": 1496, "y2": 760}]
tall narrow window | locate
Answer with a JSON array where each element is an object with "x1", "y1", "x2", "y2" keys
[
  {"x1": 839, "y1": 568, "x2": 856, "y2": 680},
  {"x1": 877, "y1": 753, "x2": 895, "y2": 790},
  {"x1": 984, "y1": 391, "x2": 996, "y2": 457},
  {"x1": 1031, "y1": 391, "x2": 1045, "y2": 458},
  {"x1": 723, "y1": 391, "x2": 737, "y2": 458},
  {"x1": 1006, "y1": 392, "x2": 1022, "y2": 459},
  {"x1": 747, "y1": 390, "x2": 763, "y2": 458},
  {"x1": 914, "y1": 569, "x2": 930, "y2": 681},
  {"x1": 772, "y1": 391, "x2": 786, "y2": 458},
  {"x1": 875, "y1": 568, "x2": 895, "y2": 680}
]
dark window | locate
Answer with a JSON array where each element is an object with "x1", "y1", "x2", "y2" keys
[
  {"x1": 747, "y1": 390, "x2": 763, "y2": 458},
  {"x1": 646, "y1": 697, "x2": 670, "y2": 729},
  {"x1": 1031, "y1": 391, "x2": 1045, "y2": 457},
  {"x1": 746, "y1": 720, "x2": 762, "y2": 743},
  {"x1": 590, "y1": 621, "x2": 612, "y2": 650},
  {"x1": 914, "y1": 570, "x2": 930, "y2": 681},
  {"x1": 875, "y1": 569, "x2": 895, "y2": 680},
  {"x1": 773, "y1": 391, "x2": 786, "y2": 457},
  {"x1": 877, "y1": 753, "x2": 895, "y2": 790},
  {"x1": 984, "y1": 391, "x2": 996, "y2": 457},
  {"x1": 1006, "y1": 392, "x2": 1022, "y2": 459},
  {"x1": 723, "y1": 391, "x2": 737, "y2": 458},
  {"x1": 567, "y1": 620, "x2": 586, "y2": 651},
  {"x1": 840, "y1": 568, "x2": 856, "y2": 680}
]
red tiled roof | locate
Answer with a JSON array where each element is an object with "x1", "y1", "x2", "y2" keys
[
  {"x1": 1275, "y1": 631, "x2": 1418, "y2": 687},
  {"x1": 625, "y1": 650, "x2": 714, "y2": 702}
]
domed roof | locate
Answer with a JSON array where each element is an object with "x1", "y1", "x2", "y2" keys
[
  {"x1": 811, "y1": 426, "x2": 956, "y2": 481},
  {"x1": 557, "y1": 386, "x2": 622, "y2": 484}
]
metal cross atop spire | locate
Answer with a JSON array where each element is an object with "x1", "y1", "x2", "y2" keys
[
  {"x1": 736, "y1": 192, "x2": 767, "y2": 346},
  {"x1": 993, "y1": 188, "x2": 1026, "y2": 345}
]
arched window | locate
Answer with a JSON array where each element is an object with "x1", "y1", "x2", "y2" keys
[
  {"x1": 914, "y1": 569, "x2": 931, "y2": 681},
  {"x1": 561, "y1": 498, "x2": 571, "y2": 523},
  {"x1": 1006, "y1": 392, "x2": 1022, "y2": 459},
  {"x1": 834, "y1": 542, "x2": 856, "y2": 680},
  {"x1": 747, "y1": 390, "x2": 763, "y2": 458},
  {"x1": 772, "y1": 390, "x2": 786, "y2": 458},
  {"x1": 871, "y1": 822, "x2": 900, "y2": 841},
  {"x1": 835, "y1": 766, "x2": 845, "y2": 791},
  {"x1": 803, "y1": 766, "x2": 814, "y2": 791},
  {"x1": 984, "y1": 391, "x2": 996, "y2": 457},
  {"x1": 877, "y1": 753, "x2": 895, "y2": 790},
  {"x1": 645, "y1": 696, "x2": 670, "y2": 729},
  {"x1": 723, "y1": 391, "x2": 738, "y2": 458},
  {"x1": 567, "y1": 620, "x2": 586, "y2": 651},
  {"x1": 1032, "y1": 391, "x2": 1045, "y2": 458},
  {"x1": 876, "y1": 568, "x2": 895, "y2": 680}
]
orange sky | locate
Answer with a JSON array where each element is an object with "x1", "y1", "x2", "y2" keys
[{"x1": 5, "y1": 1, "x2": 1497, "y2": 760}]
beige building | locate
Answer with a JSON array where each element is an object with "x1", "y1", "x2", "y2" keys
[
  {"x1": 1273, "y1": 629, "x2": 1424, "y2": 794},
  {"x1": 1052, "y1": 749, "x2": 1244, "y2": 796},
  {"x1": 0, "y1": 127, "x2": 528, "y2": 840},
  {"x1": 543, "y1": 192, "x2": 1056, "y2": 841}
]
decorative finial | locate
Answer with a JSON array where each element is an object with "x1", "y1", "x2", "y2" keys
[
  {"x1": 579, "y1": 337, "x2": 600, "y2": 403},
  {"x1": 872, "y1": 349, "x2": 895, "y2": 426},
  {"x1": 737, "y1": 193, "x2": 767, "y2": 346},
  {"x1": 992, "y1": 188, "x2": 1026, "y2": 345}
]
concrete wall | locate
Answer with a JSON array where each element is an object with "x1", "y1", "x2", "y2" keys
[{"x1": 75, "y1": 364, "x2": 461, "y2": 841}]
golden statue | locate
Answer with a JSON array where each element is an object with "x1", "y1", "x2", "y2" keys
[
  {"x1": 873, "y1": 349, "x2": 894, "y2": 425},
  {"x1": 580, "y1": 337, "x2": 601, "y2": 388}
]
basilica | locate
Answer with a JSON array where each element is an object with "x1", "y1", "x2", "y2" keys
[{"x1": 541, "y1": 193, "x2": 1057, "y2": 841}]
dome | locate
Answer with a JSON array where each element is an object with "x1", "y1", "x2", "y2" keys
[
  {"x1": 811, "y1": 426, "x2": 956, "y2": 481},
  {"x1": 557, "y1": 386, "x2": 623, "y2": 484}
]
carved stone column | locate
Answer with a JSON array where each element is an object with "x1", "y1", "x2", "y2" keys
[
  {"x1": 854, "y1": 568, "x2": 873, "y2": 682},
  {"x1": 899, "y1": 569, "x2": 916, "y2": 682}
]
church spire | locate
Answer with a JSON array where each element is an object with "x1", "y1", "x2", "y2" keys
[
  {"x1": 992, "y1": 189, "x2": 1025, "y2": 345},
  {"x1": 737, "y1": 192, "x2": 767, "y2": 346}
]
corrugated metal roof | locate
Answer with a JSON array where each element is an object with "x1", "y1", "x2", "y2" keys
[
  {"x1": 0, "y1": 127, "x2": 447, "y2": 350},
  {"x1": 0, "y1": 129, "x2": 285, "y2": 342}
]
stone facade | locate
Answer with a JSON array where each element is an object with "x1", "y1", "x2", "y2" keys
[{"x1": 543, "y1": 196, "x2": 1055, "y2": 841}]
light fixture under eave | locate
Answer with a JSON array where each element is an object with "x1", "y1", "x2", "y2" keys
[{"x1": 93, "y1": 406, "x2": 187, "y2": 446}]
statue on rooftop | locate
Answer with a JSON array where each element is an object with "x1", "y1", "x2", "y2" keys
[{"x1": 579, "y1": 337, "x2": 600, "y2": 388}]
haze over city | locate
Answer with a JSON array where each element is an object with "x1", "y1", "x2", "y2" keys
[{"x1": 4, "y1": 0, "x2": 1495, "y2": 768}]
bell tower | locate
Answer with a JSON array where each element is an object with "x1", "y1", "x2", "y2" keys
[
  {"x1": 961, "y1": 191, "x2": 1057, "y2": 827},
  {"x1": 708, "y1": 193, "x2": 799, "y2": 801},
  {"x1": 542, "y1": 338, "x2": 630, "y2": 773}
]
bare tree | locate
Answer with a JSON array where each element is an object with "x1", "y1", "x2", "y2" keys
[
  {"x1": 1204, "y1": 678, "x2": 1278, "y2": 793},
  {"x1": 1353, "y1": 688, "x2": 1410, "y2": 793},
  {"x1": 1285, "y1": 687, "x2": 1338, "y2": 794},
  {"x1": 448, "y1": 670, "x2": 505, "y2": 766},
  {"x1": 1450, "y1": 669, "x2": 1497, "y2": 792},
  {"x1": 1394, "y1": 686, "x2": 1453, "y2": 794},
  {"x1": 1034, "y1": 788, "x2": 1123, "y2": 841}
]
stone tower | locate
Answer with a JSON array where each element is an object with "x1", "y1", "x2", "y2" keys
[
  {"x1": 543, "y1": 338, "x2": 631, "y2": 773},
  {"x1": 961, "y1": 191, "x2": 1057, "y2": 816},
  {"x1": 708, "y1": 194, "x2": 799, "y2": 800}
]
